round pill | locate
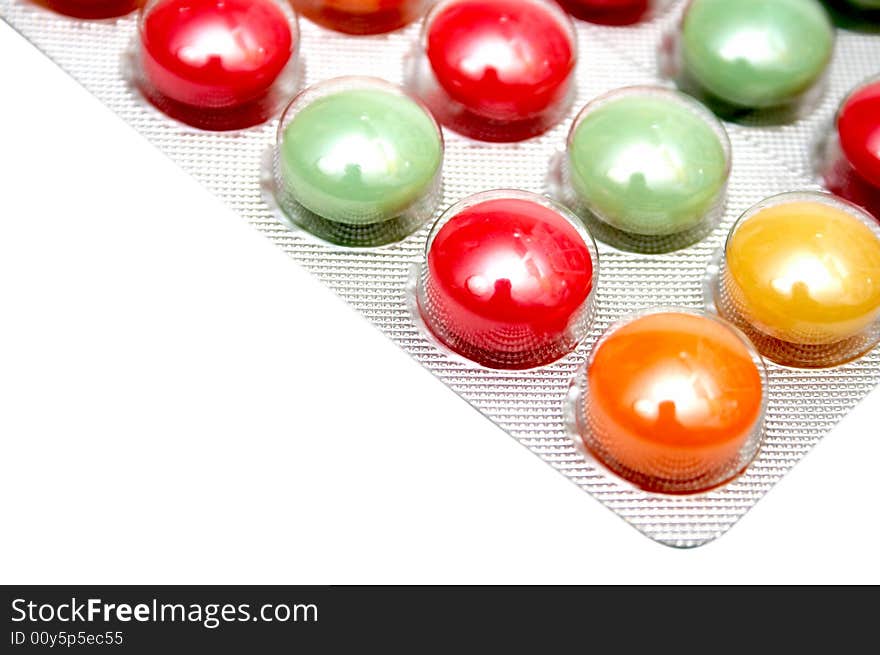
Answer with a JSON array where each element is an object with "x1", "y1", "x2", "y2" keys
[
  {"x1": 724, "y1": 198, "x2": 880, "y2": 345},
  {"x1": 39, "y1": 0, "x2": 138, "y2": 18},
  {"x1": 139, "y1": 0, "x2": 294, "y2": 109},
  {"x1": 278, "y1": 84, "x2": 442, "y2": 225},
  {"x1": 420, "y1": 193, "x2": 595, "y2": 369},
  {"x1": 585, "y1": 311, "x2": 765, "y2": 491},
  {"x1": 680, "y1": 0, "x2": 833, "y2": 109},
  {"x1": 837, "y1": 79, "x2": 880, "y2": 189},
  {"x1": 289, "y1": 0, "x2": 427, "y2": 34},
  {"x1": 557, "y1": 0, "x2": 650, "y2": 25},
  {"x1": 567, "y1": 88, "x2": 729, "y2": 236},
  {"x1": 425, "y1": 0, "x2": 576, "y2": 123}
]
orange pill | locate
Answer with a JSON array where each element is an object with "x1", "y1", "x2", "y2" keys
[{"x1": 584, "y1": 311, "x2": 765, "y2": 493}]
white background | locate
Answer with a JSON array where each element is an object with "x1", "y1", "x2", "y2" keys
[{"x1": 0, "y1": 21, "x2": 878, "y2": 584}]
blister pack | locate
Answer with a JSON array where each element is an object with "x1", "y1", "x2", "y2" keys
[{"x1": 3, "y1": 0, "x2": 879, "y2": 547}]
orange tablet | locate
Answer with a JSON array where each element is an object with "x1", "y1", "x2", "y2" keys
[{"x1": 585, "y1": 312, "x2": 765, "y2": 493}]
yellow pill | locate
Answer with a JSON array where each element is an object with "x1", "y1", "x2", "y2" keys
[{"x1": 725, "y1": 199, "x2": 880, "y2": 345}]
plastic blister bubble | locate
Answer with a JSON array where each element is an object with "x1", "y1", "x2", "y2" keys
[
  {"x1": 415, "y1": 190, "x2": 598, "y2": 369},
  {"x1": 271, "y1": 75, "x2": 444, "y2": 247},
  {"x1": 549, "y1": 85, "x2": 730, "y2": 253},
  {"x1": 132, "y1": 0, "x2": 303, "y2": 131},
  {"x1": 569, "y1": 308, "x2": 767, "y2": 495},
  {"x1": 706, "y1": 191, "x2": 880, "y2": 369},
  {"x1": 405, "y1": 0, "x2": 578, "y2": 141}
]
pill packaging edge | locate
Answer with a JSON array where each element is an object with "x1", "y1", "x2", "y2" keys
[{"x1": 3, "y1": 0, "x2": 879, "y2": 547}]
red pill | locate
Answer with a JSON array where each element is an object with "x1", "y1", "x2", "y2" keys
[
  {"x1": 557, "y1": 0, "x2": 650, "y2": 26},
  {"x1": 139, "y1": 0, "x2": 294, "y2": 109},
  {"x1": 838, "y1": 79, "x2": 880, "y2": 189},
  {"x1": 37, "y1": 0, "x2": 139, "y2": 18},
  {"x1": 419, "y1": 193, "x2": 595, "y2": 369},
  {"x1": 425, "y1": 0, "x2": 576, "y2": 124}
]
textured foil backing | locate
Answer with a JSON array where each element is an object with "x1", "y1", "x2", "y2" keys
[{"x1": 3, "y1": 0, "x2": 878, "y2": 547}]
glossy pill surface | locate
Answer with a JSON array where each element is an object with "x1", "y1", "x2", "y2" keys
[
  {"x1": 279, "y1": 88, "x2": 442, "y2": 225},
  {"x1": 837, "y1": 80, "x2": 880, "y2": 189},
  {"x1": 725, "y1": 201, "x2": 880, "y2": 345},
  {"x1": 425, "y1": 0, "x2": 575, "y2": 122},
  {"x1": 140, "y1": 0, "x2": 293, "y2": 109},
  {"x1": 586, "y1": 312, "x2": 764, "y2": 489},
  {"x1": 680, "y1": 0, "x2": 833, "y2": 109},
  {"x1": 568, "y1": 91, "x2": 728, "y2": 236},
  {"x1": 422, "y1": 197, "x2": 593, "y2": 368}
]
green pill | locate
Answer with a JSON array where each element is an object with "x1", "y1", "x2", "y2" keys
[
  {"x1": 567, "y1": 88, "x2": 729, "y2": 236},
  {"x1": 680, "y1": 0, "x2": 834, "y2": 109},
  {"x1": 279, "y1": 82, "x2": 443, "y2": 225}
]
